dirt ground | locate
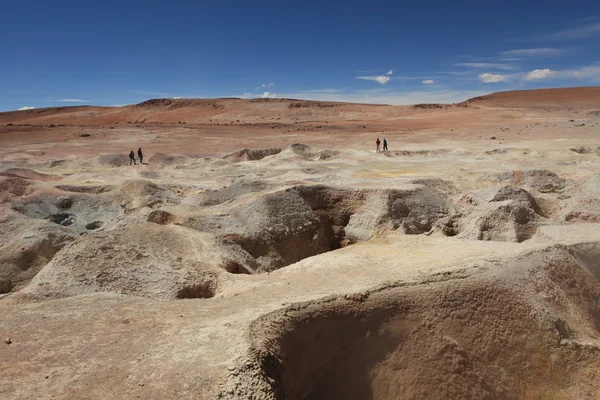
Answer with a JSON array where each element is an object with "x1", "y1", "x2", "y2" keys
[{"x1": 1, "y1": 87, "x2": 600, "y2": 399}]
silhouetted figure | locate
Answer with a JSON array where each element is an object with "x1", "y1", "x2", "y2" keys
[
  {"x1": 138, "y1": 147, "x2": 143, "y2": 164},
  {"x1": 376, "y1": 138, "x2": 381, "y2": 153},
  {"x1": 383, "y1": 138, "x2": 388, "y2": 151},
  {"x1": 129, "y1": 150, "x2": 136, "y2": 166}
]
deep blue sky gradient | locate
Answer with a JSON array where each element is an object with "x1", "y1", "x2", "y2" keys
[{"x1": 2, "y1": 0, "x2": 599, "y2": 110}]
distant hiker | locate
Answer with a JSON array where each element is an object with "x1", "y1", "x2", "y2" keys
[
  {"x1": 129, "y1": 150, "x2": 136, "y2": 166},
  {"x1": 376, "y1": 138, "x2": 381, "y2": 153},
  {"x1": 383, "y1": 138, "x2": 388, "y2": 151},
  {"x1": 138, "y1": 147, "x2": 143, "y2": 164}
]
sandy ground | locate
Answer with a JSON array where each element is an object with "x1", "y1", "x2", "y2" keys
[{"x1": 1, "y1": 88, "x2": 600, "y2": 399}]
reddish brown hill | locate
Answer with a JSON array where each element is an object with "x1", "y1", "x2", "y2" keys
[
  {"x1": 1, "y1": 87, "x2": 599, "y2": 126},
  {"x1": 0, "y1": 106, "x2": 113, "y2": 125},
  {"x1": 462, "y1": 87, "x2": 600, "y2": 108},
  {"x1": 0, "y1": 98, "x2": 393, "y2": 126}
]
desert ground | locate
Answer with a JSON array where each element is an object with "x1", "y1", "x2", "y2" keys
[{"x1": 1, "y1": 87, "x2": 600, "y2": 399}]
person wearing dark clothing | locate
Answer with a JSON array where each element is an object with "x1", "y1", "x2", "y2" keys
[
  {"x1": 376, "y1": 138, "x2": 381, "y2": 153},
  {"x1": 383, "y1": 138, "x2": 388, "y2": 151},
  {"x1": 129, "y1": 150, "x2": 136, "y2": 166},
  {"x1": 138, "y1": 147, "x2": 143, "y2": 164}
]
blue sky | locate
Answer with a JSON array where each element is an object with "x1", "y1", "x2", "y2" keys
[{"x1": 2, "y1": 0, "x2": 600, "y2": 111}]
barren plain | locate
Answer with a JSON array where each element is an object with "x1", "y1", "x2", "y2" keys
[{"x1": 1, "y1": 87, "x2": 600, "y2": 399}]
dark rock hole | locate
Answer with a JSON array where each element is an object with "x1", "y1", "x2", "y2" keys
[
  {"x1": 49, "y1": 213, "x2": 75, "y2": 226},
  {"x1": 85, "y1": 221, "x2": 103, "y2": 230},
  {"x1": 176, "y1": 283, "x2": 215, "y2": 299}
]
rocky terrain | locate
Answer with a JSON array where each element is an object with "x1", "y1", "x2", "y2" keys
[{"x1": 1, "y1": 87, "x2": 600, "y2": 399}]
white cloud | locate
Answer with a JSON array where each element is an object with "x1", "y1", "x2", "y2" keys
[
  {"x1": 501, "y1": 58, "x2": 523, "y2": 61},
  {"x1": 239, "y1": 92, "x2": 277, "y2": 99},
  {"x1": 17, "y1": 106, "x2": 35, "y2": 111},
  {"x1": 523, "y1": 69, "x2": 556, "y2": 80},
  {"x1": 552, "y1": 22, "x2": 600, "y2": 40},
  {"x1": 45, "y1": 98, "x2": 90, "y2": 103},
  {"x1": 386, "y1": 69, "x2": 393, "y2": 75},
  {"x1": 501, "y1": 48, "x2": 562, "y2": 57},
  {"x1": 173, "y1": 96, "x2": 181, "y2": 99},
  {"x1": 356, "y1": 75, "x2": 391, "y2": 84},
  {"x1": 261, "y1": 92, "x2": 276, "y2": 98},
  {"x1": 478, "y1": 73, "x2": 509, "y2": 83},
  {"x1": 456, "y1": 63, "x2": 514, "y2": 70},
  {"x1": 422, "y1": 79, "x2": 435, "y2": 84}
]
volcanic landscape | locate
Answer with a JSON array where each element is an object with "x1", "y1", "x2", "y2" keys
[{"x1": 1, "y1": 87, "x2": 600, "y2": 399}]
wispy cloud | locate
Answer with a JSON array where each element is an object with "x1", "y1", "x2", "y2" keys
[
  {"x1": 478, "y1": 73, "x2": 509, "y2": 83},
  {"x1": 551, "y1": 22, "x2": 600, "y2": 40},
  {"x1": 45, "y1": 98, "x2": 90, "y2": 103},
  {"x1": 519, "y1": 65, "x2": 600, "y2": 82},
  {"x1": 173, "y1": 96, "x2": 181, "y2": 99},
  {"x1": 386, "y1": 69, "x2": 393, "y2": 75},
  {"x1": 569, "y1": 65, "x2": 600, "y2": 80},
  {"x1": 581, "y1": 16, "x2": 599, "y2": 23},
  {"x1": 444, "y1": 70, "x2": 478, "y2": 77},
  {"x1": 523, "y1": 69, "x2": 556, "y2": 81},
  {"x1": 500, "y1": 58, "x2": 523, "y2": 61},
  {"x1": 356, "y1": 75, "x2": 391, "y2": 84},
  {"x1": 501, "y1": 48, "x2": 563, "y2": 57},
  {"x1": 422, "y1": 79, "x2": 435, "y2": 84},
  {"x1": 456, "y1": 62, "x2": 514, "y2": 70},
  {"x1": 469, "y1": 62, "x2": 600, "y2": 84},
  {"x1": 17, "y1": 106, "x2": 35, "y2": 111},
  {"x1": 393, "y1": 75, "x2": 441, "y2": 80}
]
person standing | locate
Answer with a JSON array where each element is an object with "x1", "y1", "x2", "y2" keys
[
  {"x1": 138, "y1": 147, "x2": 144, "y2": 164},
  {"x1": 129, "y1": 150, "x2": 136, "y2": 166},
  {"x1": 376, "y1": 138, "x2": 381, "y2": 153},
  {"x1": 383, "y1": 138, "x2": 388, "y2": 151}
]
